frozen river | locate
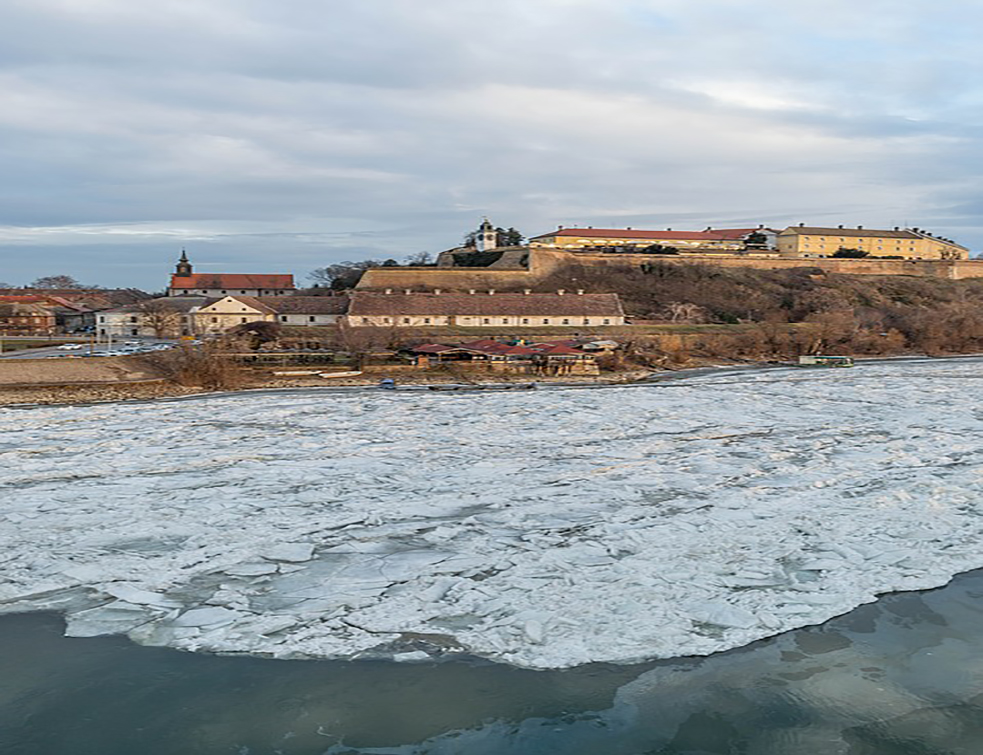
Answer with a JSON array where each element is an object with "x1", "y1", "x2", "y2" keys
[{"x1": 2, "y1": 358, "x2": 983, "y2": 670}]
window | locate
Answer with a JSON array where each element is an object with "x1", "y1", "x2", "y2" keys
[
  {"x1": 522, "y1": 318, "x2": 529, "y2": 324},
  {"x1": 240, "y1": 290, "x2": 246, "y2": 294},
  {"x1": 483, "y1": 318, "x2": 490, "y2": 324},
  {"x1": 241, "y1": 317, "x2": 247, "y2": 323},
  {"x1": 502, "y1": 318, "x2": 508, "y2": 324},
  {"x1": 309, "y1": 316, "x2": 316, "y2": 322},
  {"x1": 280, "y1": 315, "x2": 288, "y2": 322},
  {"x1": 403, "y1": 317, "x2": 410, "y2": 324},
  {"x1": 221, "y1": 290, "x2": 227, "y2": 294},
  {"x1": 583, "y1": 318, "x2": 590, "y2": 325},
  {"x1": 211, "y1": 317, "x2": 218, "y2": 323},
  {"x1": 362, "y1": 317, "x2": 369, "y2": 324},
  {"x1": 603, "y1": 319, "x2": 610, "y2": 325},
  {"x1": 562, "y1": 318, "x2": 570, "y2": 325},
  {"x1": 130, "y1": 316, "x2": 138, "y2": 323},
  {"x1": 99, "y1": 316, "x2": 105, "y2": 322},
  {"x1": 424, "y1": 318, "x2": 431, "y2": 324},
  {"x1": 383, "y1": 317, "x2": 391, "y2": 324}
]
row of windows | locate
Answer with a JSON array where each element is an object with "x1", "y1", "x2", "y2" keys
[{"x1": 359, "y1": 317, "x2": 613, "y2": 325}]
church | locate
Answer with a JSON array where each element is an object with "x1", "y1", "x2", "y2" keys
[{"x1": 167, "y1": 250, "x2": 296, "y2": 297}]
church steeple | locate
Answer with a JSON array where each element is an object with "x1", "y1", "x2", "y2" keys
[{"x1": 175, "y1": 248, "x2": 193, "y2": 277}]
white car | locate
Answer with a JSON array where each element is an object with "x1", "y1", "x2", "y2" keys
[{"x1": 57, "y1": 343, "x2": 85, "y2": 350}]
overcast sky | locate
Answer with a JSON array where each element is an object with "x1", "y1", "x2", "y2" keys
[{"x1": 2, "y1": 0, "x2": 982, "y2": 290}]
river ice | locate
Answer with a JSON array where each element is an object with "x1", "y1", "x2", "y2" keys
[{"x1": 1, "y1": 358, "x2": 982, "y2": 669}]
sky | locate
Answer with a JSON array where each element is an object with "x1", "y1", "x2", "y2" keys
[{"x1": 1, "y1": 0, "x2": 982, "y2": 290}]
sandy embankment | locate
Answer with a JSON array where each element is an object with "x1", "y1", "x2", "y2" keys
[{"x1": 0, "y1": 356, "x2": 187, "y2": 406}]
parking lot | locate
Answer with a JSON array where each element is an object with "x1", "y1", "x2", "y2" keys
[{"x1": 0, "y1": 338, "x2": 177, "y2": 360}]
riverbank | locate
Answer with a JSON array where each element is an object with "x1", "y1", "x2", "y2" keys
[{"x1": 0, "y1": 362, "x2": 660, "y2": 407}]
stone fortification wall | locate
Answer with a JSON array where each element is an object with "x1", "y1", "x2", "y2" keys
[
  {"x1": 357, "y1": 266, "x2": 535, "y2": 291},
  {"x1": 532, "y1": 249, "x2": 983, "y2": 280},
  {"x1": 358, "y1": 250, "x2": 983, "y2": 291}
]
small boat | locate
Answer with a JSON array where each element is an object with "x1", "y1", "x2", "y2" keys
[
  {"x1": 796, "y1": 355, "x2": 854, "y2": 368},
  {"x1": 318, "y1": 370, "x2": 363, "y2": 378}
]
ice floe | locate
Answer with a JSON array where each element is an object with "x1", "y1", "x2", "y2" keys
[{"x1": 2, "y1": 358, "x2": 983, "y2": 668}]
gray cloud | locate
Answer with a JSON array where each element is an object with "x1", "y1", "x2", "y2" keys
[{"x1": 2, "y1": 0, "x2": 983, "y2": 289}]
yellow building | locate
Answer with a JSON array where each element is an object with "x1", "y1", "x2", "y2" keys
[
  {"x1": 776, "y1": 226, "x2": 968, "y2": 260},
  {"x1": 529, "y1": 226, "x2": 777, "y2": 251}
]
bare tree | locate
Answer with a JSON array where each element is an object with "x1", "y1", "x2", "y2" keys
[
  {"x1": 403, "y1": 251, "x2": 433, "y2": 266},
  {"x1": 308, "y1": 261, "x2": 382, "y2": 290},
  {"x1": 138, "y1": 300, "x2": 183, "y2": 338},
  {"x1": 31, "y1": 275, "x2": 83, "y2": 289},
  {"x1": 660, "y1": 302, "x2": 708, "y2": 323}
]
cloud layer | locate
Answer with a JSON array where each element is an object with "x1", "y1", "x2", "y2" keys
[{"x1": 1, "y1": 0, "x2": 981, "y2": 288}]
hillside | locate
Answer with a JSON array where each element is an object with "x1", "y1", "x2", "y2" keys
[{"x1": 509, "y1": 260, "x2": 983, "y2": 357}]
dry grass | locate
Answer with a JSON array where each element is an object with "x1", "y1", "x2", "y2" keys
[{"x1": 148, "y1": 340, "x2": 246, "y2": 389}]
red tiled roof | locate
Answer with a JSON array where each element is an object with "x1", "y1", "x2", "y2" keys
[
  {"x1": 530, "y1": 343, "x2": 584, "y2": 356},
  {"x1": 530, "y1": 227, "x2": 768, "y2": 242},
  {"x1": 170, "y1": 273, "x2": 295, "y2": 290},
  {"x1": 259, "y1": 296, "x2": 348, "y2": 315}
]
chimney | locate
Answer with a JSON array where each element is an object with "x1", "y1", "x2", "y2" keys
[
  {"x1": 468, "y1": 289, "x2": 476, "y2": 295},
  {"x1": 404, "y1": 289, "x2": 412, "y2": 294},
  {"x1": 758, "y1": 224, "x2": 764, "y2": 229},
  {"x1": 799, "y1": 222, "x2": 805, "y2": 227},
  {"x1": 433, "y1": 288, "x2": 441, "y2": 295},
  {"x1": 857, "y1": 225, "x2": 863, "y2": 229},
  {"x1": 838, "y1": 224, "x2": 843, "y2": 229},
  {"x1": 626, "y1": 227, "x2": 632, "y2": 230},
  {"x1": 558, "y1": 289, "x2": 566, "y2": 295},
  {"x1": 576, "y1": 289, "x2": 584, "y2": 295},
  {"x1": 488, "y1": 289, "x2": 495, "y2": 295},
  {"x1": 894, "y1": 226, "x2": 899, "y2": 231},
  {"x1": 384, "y1": 288, "x2": 392, "y2": 294},
  {"x1": 523, "y1": 288, "x2": 531, "y2": 295},
  {"x1": 666, "y1": 228, "x2": 672, "y2": 231}
]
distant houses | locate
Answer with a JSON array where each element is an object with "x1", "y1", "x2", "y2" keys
[{"x1": 95, "y1": 291, "x2": 624, "y2": 337}]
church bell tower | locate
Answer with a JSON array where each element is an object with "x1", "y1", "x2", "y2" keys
[{"x1": 175, "y1": 249, "x2": 193, "y2": 277}]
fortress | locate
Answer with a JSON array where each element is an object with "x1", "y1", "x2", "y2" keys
[{"x1": 358, "y1": 222, "x2": 983, "y2": 291}]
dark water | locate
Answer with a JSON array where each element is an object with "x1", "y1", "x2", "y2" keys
[{"x1": 4, "y1": 571, "x2": 983, "y2": 754}]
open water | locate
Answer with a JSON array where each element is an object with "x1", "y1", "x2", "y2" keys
[{"x1": 4, "y1": 569, "x2": 983, "y2": 754}]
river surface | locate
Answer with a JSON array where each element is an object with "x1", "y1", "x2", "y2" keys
[
  {"x1": 5, "y1": 359, "x2": 983, "y2": 753},
  {"x1": 4, "y1": 570, "x2": 983, "y2": 754}
]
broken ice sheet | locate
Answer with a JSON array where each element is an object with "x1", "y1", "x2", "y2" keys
[{"x1": 3, "y1": 359, "x2": 983, "y2": 668}]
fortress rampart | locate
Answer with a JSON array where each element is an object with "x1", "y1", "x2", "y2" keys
[{"x1": 357, "y1": 248, "x2": 983, "y2": 290}]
